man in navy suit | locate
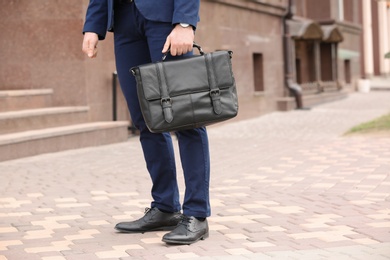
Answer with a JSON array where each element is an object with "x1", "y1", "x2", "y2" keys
[{"x1": 82, "y1": 0, "x2": 210, "y2": 245}]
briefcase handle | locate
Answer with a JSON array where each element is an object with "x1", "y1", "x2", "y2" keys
[{"x1": 162, "y1": 42, "x2": 204, "y2": 61}]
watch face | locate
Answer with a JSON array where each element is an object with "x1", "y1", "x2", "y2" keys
[{"x1": 180, "y1": 23, "x2": 190, "y2": 28}]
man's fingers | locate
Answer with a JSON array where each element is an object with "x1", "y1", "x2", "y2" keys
[
  {"x1": 87, "y1": 44, "x2": 96, "y2": 58},
  {"x1": 82, "y1": 32, "x2": 99, "y2": 58},
  {"x1": 163, "y1": 36, "x2": 190, "y2": 56},
  {"x1": 162, "y1": 37, "x2": 171, "y2": 54},
  {"x1": 162, "y1": 25, "x2": 194, "y2": 57},
  {"x1": 82, "y1": 40, "x2": 89, "y2": 55},
  {"x1": 87, "y1": 40, "x2": 98, "y2": 58},
  {"x1": 82, "y1": 40, "x2": 96, "y2": 58},
  {"x1": 168, "y1": 43, "x2": 188, "y2": 56},
  {"x1": 170, "y1": 45, "x2": 178, "y2": 56}
]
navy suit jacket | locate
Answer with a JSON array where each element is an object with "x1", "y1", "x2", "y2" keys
[{"x1": 83, "y1": 0, "x2": 200, "y2": 40}]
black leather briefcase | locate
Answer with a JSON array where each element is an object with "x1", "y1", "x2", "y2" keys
[{"x1": 131, "y1": 44, "x2": 238, "y2": 133}]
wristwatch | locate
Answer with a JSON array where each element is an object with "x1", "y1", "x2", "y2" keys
[{"x1": 179, "y1": 23, "x2": 190, "y2": 28}]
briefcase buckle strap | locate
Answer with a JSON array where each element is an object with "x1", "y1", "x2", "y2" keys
[
  {"x1": 155, "y1": 63, "x2": 173, "y2": 123},
  {"x1": 161, "y1": 98, "x2": 173, "y2": 123},
  {"x1": 205, "y1": 53, "x2": 223, "y2": 115},
  {"x1": 161, "y1": 97, "x2": 172, "y2": 105},
  {"x1": 210, "y1": 89, "x2": 220, "y2": 96},
  {"x1": 210, "y1": 89, "x2": 222, "y2": 115}
]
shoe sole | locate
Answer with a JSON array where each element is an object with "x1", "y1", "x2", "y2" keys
[
  {"x1": 115, "y1": 225, "x2": 177, "y2": 233},
  {"x1": 162, "y1": 232, "x2": 209, "y2": 245}
]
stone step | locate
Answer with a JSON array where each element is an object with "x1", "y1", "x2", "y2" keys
[
  {"x1": 0, "y1": 89, "x2": 54, "y2": 112},
  {"x1": 0, "y1": 121, "x2": 130, "y2": 162},
  {"x1": 276, "y1": 90, "x2": 348, "y2": 111},
  {"x1": 0, "y1": 107, "x2": 90, "y2": 135},
  {"x1": 370, "y1": 77, "x2": 390, "y2": 91}
]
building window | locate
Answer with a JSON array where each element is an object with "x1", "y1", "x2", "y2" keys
[
  {"x1": 320, "y1": 43, "x2": 333, "y2": 81},
  {"x1": 253, "y1": 53, "x2": 264, "y2": 92},
  {"x1": 344, "y1": 59, "x2": 351, "y2": 84},
  {"x1": 295, "y1": 58, "x2": 302, "y2": 84}
]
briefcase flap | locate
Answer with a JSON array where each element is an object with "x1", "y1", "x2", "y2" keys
[{"x1": 134, "y1": 51, "x2": 234, "y2": 101}]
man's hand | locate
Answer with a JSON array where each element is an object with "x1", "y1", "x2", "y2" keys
[
  {"x1": 162, "y1": 24, "x2": 195, "y2": 56},
  {"x1": 82, "y1": 32, "x2": 99, "y2": 58}
]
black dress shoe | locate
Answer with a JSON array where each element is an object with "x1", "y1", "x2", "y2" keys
[
  {"x1": 115, "y1": 207, "x2": 182, "y2": 233},
  {"x1": 162, "y1": 216, "x2": 209, "y2": 245}
]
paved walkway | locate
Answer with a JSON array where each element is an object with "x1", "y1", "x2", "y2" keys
[{"x1": 1, "y1": 91, "x2": 390, "y2": 260}]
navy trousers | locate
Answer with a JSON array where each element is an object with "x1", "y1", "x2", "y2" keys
[{"x1": 113, "y1": 2, "x2": 210, "y2": 218}]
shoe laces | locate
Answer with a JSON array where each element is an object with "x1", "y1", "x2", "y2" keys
[
  {"x1": 178, "y1": 215, "x2": 192, "y2": 226},
  {"x1": 144, "y1": 207, "x2": 152, "y2": 215}
]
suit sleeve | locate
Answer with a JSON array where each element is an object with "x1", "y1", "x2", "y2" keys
[
  {"x1": 83, "y1": 0, "x2": 109, "y2": 40},
  {"x1": 172, "y1": 0, "x2": 200, "y2": 28}
]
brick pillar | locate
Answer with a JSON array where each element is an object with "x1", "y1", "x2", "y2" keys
[
  {"x1": 378, "y1": 1, "x2": 390, "y2": 75},
  {"x1": 362, "y1": 0, "x2": 374, "y2": 78}
]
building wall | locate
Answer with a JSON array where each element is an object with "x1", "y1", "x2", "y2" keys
[
  {"x1": 343, "y1": 0, "x2": 357, "y2": 23},
  {"x1": 338, "y1": 0, "x2": 362, "y2": 90},
  {"x1": 0, "y1": 0, "x2": 289, "y2": 122},
  {"x1": 303, "y1": 0, "x2": 362, "y2": 90},
  {"x1": 360, "y1": 0, "x2": 390, "y2": 79},
  {"x1": 304, "y1": 0, "x2": 331, "y2": 20},
  {"x1": 337, "y1": 23, "x2": 361, "y2": 89},
  {"x1": 0, "y1": 0, "x2": 121, "y2": 122},
  {"x1": 372, "y1": 0, "x2": 390, "y2": 76},
  {"x1": 0, "y1": 0, "x2": 369, "y2": 126},
  {"x1": 0, "y1": 1, "x2": 87, "y2": 98},
  {"x1": 196, "y1": 0, "x2": 288, "y2": 119}
]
